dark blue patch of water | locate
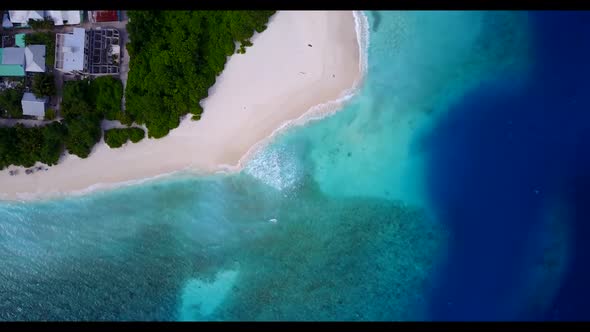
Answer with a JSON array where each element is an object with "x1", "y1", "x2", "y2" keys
[{"x1": 422, "y1": 11, "x2": 590, "y2": 320}]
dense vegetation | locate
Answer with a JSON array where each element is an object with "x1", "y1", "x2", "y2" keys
[
  {"x1": 0, "y1": 122, "x2": 67, "y2": 169},
  {"x1": 0, "y1": 86, "x2": 24, "y2": 118},
  {"x1": 25, "y1": 32, "x2": 55, "y2": 67},
  {"x1": 45, "y1": 108, "x2": 56, "y2": 121},
  {"x1": 125, "y1": 10, "x2": 275, "y2": 138},
  {"x1": 104, "y1": 127, "x2": 145, "y2": 148},
  {"x1": 54, "y1": 77, "x2": 128, "y2": 158},
  {"x1": 28, "y1": 18, "x2": 54, "y2": 30},
  {"x1": 63, "y1": 115, "x2": 102, "y2": 159},
  {"x1": 61, "y1": 79, "x2": 104, "y2": 158},
  {"x1": 89, "y1": 76, "x2": 125, "y2": 121},
  {"x1": 32, "y1": 73, "x2": 56, "y2": 98}
]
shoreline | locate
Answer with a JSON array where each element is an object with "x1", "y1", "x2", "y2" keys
[
  {"x1": 0, "y1": 11, "x2": 367, "y2": 202},
  {"x1": 228, "y1": 10, "x2": 369, "y2": 174}
]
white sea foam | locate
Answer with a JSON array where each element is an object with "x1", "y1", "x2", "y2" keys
[{"x1": 243, "y1": 148, "x2": 298, "y2": 191}]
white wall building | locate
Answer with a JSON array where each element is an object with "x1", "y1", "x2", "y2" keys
[
  {"x1": 8, "y1": 11, "x2": 44, "y2": 25},
  {"x1": 8, "y1": 10, "x2": 81, "y2": 26},
  {"x1": 21, "y1": 92, "x2": 47, "y2": 118},
  {"x1": 45, "y1": 11, "x2": 81, "y2": 26},
  {"x1": 55, "y1": 28, "x2": 85, "y2": 73},
  {"x1": 2, "y1": 12, "x2": 13, "y2": 28}
]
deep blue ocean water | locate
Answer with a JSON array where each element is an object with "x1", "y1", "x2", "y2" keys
[
  {"x1": 0, "y1": 11, "x2": 588, "y2": 320},
  {"x1": 424, "y1": 11, "x2": 590, "y2": 321}
]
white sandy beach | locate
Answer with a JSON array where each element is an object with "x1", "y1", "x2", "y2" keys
[{"x1": 0, "y1": 11, "x2": 362, "y2": 201}]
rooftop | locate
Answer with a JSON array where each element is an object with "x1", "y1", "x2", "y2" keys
[
  {"x1": 21, "y1": 92, "x2": 47, "y2": 117},
  {"x1": 0, "y1": 48, "x2": 24, "y2": 76},
  {"x1": 2, "y1": 13, "x2": 13, "y2": 29},
  {"x1": 0, "y1": 64, "x2": 25, "y2": 76},
  {"x1": 15, "y1": 34, "x2": 26, "y2": 48},
  {"x1": 8, "y1": 11, "x2": 44, "y2": 25},
  {"x1": 1, "y1": 47, "x2": 25, "y2": 66},
  {"x1": 93, "y1": 11, "x2": 119, "y2": 23},
  {"x1": 25, "y1": 45, "x2": 46, "y2": 72},
  {"x1": 8, "y1": 10, "x2": 81, "y2": 26},
  {"x1": 55, "y1": 28, "x2": 85, "y2": 72},
  {"x1": 46, "y1": 11, "x2": 81, "y2": 26}
]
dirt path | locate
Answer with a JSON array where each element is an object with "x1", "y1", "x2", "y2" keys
[
  {"x1": 118, "y1": 17, "x2": 130, "y2": 111},
  {"x1": 0, "y1": 118, "x2": 55, "y2": 127}
]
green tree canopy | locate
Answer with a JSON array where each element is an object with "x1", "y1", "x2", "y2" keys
[
  {"x1": 28, "y1": 18, "x2": 54, "y2": 30},
  {"x1": 0, "y1": 122, "x2": 67, "y2": 169},
  {"x1": 125, "y1": 10, "x2": 275, "y2": 138},
  {"x1": 89, "y1": 76, "x2": 124, "y2": 121},
  {"x1": 61, "y1": 79, "x2": 94, "y2": 120},
  {"x1": 61, "y1": 80, "x2": 102, "y2": 158},
  {"x1": 104, "y1": 127, "x2": 145, "y2": 148},
  {"x1": 63, "y1": 115, "x2": 102, "y2": 159},
  {"x1": 32, "y1": 73, "x2": 56, "y2": 98},
  {"x1": 0, "y1": 87, "x2": 24, "y2": 118}
]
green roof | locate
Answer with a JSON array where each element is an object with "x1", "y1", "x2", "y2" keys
[
  {"x1": 15, "y1": 34, "x2": 26, "y2": 48},
  {"x1": 0, "y1": 64, "x2": 25, "y2": 76},
  {"x1": 0, "y1": 49, "x2": 25, "y2": 76}
]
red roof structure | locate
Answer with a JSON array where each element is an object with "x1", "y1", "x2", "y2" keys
[{"x1": 93, "y1": 11, "x2": 119, "y2": 23}]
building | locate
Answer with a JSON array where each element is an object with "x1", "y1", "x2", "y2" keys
[
  {"x1": 89, "y1": 10, "x2": 119, "y2": 23},
  {"x1": 25, "y1": 45, "x2": 46, "y2": 73},
  {"x1": 0, "y1": 47, "x2": 25, "y2": 77},
  {"x1": 0, "y1": 45, "x2": 46, "y2": 76},
  {"x1": 2, "y1": 12, "x2": 13, "y2": 29},
  {"x1": 8, "y1": 11, "x2": 44, "y2": 27},
  {"x1": 45, "y1": 11, "x2": 81, "y2": 26},
  {"x1": 21, "y1": 92, "x2": 47, "y2": 118},
  {"x1": 55, "y1": 28, "x2": 85, "y2": 73},
  {"x1": 7, "y1": 10, "x2": 81, "y2": 27},
  {"x1": 55, "y1": 27, "x2": 121, "y2": 76},
  {"x1": 84, "y1": 28, "x2": 120, "y2": 75}
]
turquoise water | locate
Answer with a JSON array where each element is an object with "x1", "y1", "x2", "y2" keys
[{"x1": 0, "y1": 11, "x2": 537, "y2": 320}]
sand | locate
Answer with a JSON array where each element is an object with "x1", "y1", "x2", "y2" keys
[{"x1": 0, "y1": 11, "x2": 362, "y2": 201}]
